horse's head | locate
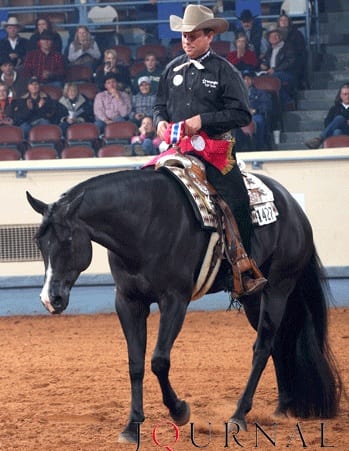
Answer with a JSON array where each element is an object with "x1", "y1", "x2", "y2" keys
[{"x1": 26, "y1": 191, "x2": 92, "y2": 314}]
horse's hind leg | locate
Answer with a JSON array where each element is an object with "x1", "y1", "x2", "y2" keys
[
  {"x1": 115, "y1": 295, "x2": 150, "y2": 444},
  {"x1": 229, "y1": 281, "x2": 294, "y2": 431},
  {"x1": 151, "y1": 297, "x2": 191, "y2": 426}
]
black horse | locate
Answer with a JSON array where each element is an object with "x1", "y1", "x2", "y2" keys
[{"x1": 27, "y1": 168, "x2": 342, "y2": 443}]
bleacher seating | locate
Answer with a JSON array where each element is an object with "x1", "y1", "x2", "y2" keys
[
  {"x1": 98, "y1": 144, "x2": 127, "y2": 157},
  {"x1": 0, "y1": 149, "x2": 21, "y2": 161},
  {"x1": 323, "y1": 136, "x2": 349, "y2": 148},
  {"x1": 61, "y1": 145, "x2": 95, "y2": 159}
]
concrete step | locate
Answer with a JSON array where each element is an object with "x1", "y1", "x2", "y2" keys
[
  {"x1": 309, "y1": 70, "x2": 349, "y2": 89},
  {"x1": 279, "y1": 130, "x2": 323, "y2": 147},
  {"x1": 282, "y1": 110, "x2": 326, "y2": 132},
  {"x1": 297, "y1": 98, "x2": 331, "y2": 111},
  {"x1": 320, "y1": 11, "x2": 349, "y2": 27},
  {"x1": 297, "y1": 89, "x2": 337, "y2": 101}
]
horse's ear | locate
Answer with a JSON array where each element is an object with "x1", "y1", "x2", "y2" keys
[
  {"x1": 66, "y1": 191, "x2": 85, "y2": 217},
  {"x1": 26, "y1": 191, "x2": 48, "y2": 215}
]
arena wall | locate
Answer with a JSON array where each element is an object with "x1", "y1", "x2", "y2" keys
[{"x1": 0, "y1": 149, "x2": 348, "y2": 282}]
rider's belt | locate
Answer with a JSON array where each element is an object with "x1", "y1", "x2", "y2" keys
[{"x1": 211, "y1": 131, "x2": 233, "y2": 141}]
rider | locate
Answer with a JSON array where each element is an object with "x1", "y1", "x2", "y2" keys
[{"x1": 153, "y1": 4, "x2": 267, "y2": 297}]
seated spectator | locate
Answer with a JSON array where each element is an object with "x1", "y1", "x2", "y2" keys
[
  {"x1": 132, "y1": 51, "x2": 162, "y2": 94},
  {"x1": 57, "y1": 82, "x2": 94, "y2": 136},
  {"x1": 0, "y1": 17, "x2": 28, "y2": 70},
  {"x1": 93, "y1": 73, "x2": 132, "y2": 133},
  {"x1": 234, "y1": 9, "x2": 269, "y2": 60},
  {"x1": 277, "y1": 12, "x2": 307, "y2": 89},
  {"x1": 305, "y1": 83, "x2": 349, "y2": 149},
  {"x1": 226, "y1": 32, "x2": 258, "y2": 73},
  {"x1": 0, "y1": 81, "x2": 14, "y2": 125},
  {"x1": 67, "y1": 26, "x2": 101, "y2": 70},
  {"x1": 240, "y1": 70, "x2": 273, "y2": 150},
  {"x1": 10, "y1": 76, "x2": 59, "y2": 138},
  {"x1": 131, "y1": 115, "x2": 161, "y2": 155},
  {"x1": 260, "y1": 28, "x2": 297, "y2": 110},
  {"x1": 129, "y1": 76, "x2": 155, "y2": 126},
  {"x1": 0, "y1": 56, "x2": 27, "y2": 98},
  {"x1": 95, "y1": 48, "x2": 132, "y2": 93},
  {"x1": 23, "y1": 30, "x2": 65, "y2": 87},
  {"x1": 28, "y1": 16, "x2": 63, "y2": 53}
]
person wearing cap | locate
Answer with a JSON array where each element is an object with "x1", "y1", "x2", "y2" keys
[
  {"x1": 129, "y1": 76, "x2": 155, "y2": 126},
  {"x1": 234, "y1": 9, "x2": 268, "y2": 60},
  {"x1": 22, "y1": 30, "x2": 65, "y2": 87},
  {"x1": 95, "y1": 48, "x2": 132, "y2": 93},
  {"x1": 10, "y1": 76, "x2": 59, "y2": 138},
  {"x1": 237, "y1": 70, "x2": 273, "y2": 151},
  {"x1": 0, "y1": 17, "x2": 29, "y2": 69},
  {"x1": 153, "y1": 4, "x2": 267, "y2": 297},
  {"x1": 0, "y1": 57, "x2": 27, "y2": 98},
  {"x1": 93, "y1": 73, "x2": 132, "y2": 133}
]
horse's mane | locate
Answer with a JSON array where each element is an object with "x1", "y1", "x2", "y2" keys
[{"x1": 58, "y1": 170, "x2": 152, "y2": 204}]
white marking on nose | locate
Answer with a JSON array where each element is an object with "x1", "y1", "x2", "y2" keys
[{"x1": 40, "y1": 259, "x2": 55, "y2": 313}]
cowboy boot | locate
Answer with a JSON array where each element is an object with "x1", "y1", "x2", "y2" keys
[
  {"x1": 230, "y1": 253, "x2": 267, "y2": 298},
  {"x1": 239, "y1": 256, "x2": 267, "y2": 296}
]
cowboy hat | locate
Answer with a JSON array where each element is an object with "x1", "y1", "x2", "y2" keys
[
  {"x1": 238, "y1": 9, "x2": 257, "y2": 22},
  {"x1": 170, "y1": 5, "x2": 228, "y2": 34},
  {"x1": 266, "y1": 27, "x2": 283, "y2": 38},
  {"x1": 1, "y1": 17, "x2": 21, "y2": 28}
]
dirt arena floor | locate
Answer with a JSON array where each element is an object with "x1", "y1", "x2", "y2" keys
[{"x1": 0, "y1": 307, "x2": 348, "y2": 450}]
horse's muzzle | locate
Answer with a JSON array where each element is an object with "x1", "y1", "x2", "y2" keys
[{"x1": 50, "y1": 295, "x2": 68, "y2": 314}]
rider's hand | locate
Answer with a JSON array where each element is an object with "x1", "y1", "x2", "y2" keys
[
  {"x1": 157, "y1": 120, "x2": 169, "y2": 140},
  {"x1": 184, "y1": 115, "x2": 201, "y2": 136}
]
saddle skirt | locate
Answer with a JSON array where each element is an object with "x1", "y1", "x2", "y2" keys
[{"x1": 155, "y1": 153, "x2": 279, "y2": 230}]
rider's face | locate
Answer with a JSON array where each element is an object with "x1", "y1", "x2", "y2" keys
[{"x1": 181, "y1": 30, "x2": 214, "y2": 59}]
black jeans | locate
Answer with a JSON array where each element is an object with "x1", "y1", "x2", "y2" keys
[{"x1": 205, "y1": 161, "x2": 252, "y2": 255}]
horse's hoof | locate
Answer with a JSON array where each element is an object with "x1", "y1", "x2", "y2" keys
[
  {"x1": 272, "y1": 408, "x2": 288, "y2": 419},
  {"x1": 118, "y1": 430, "x2": 138, "y2": 444},
  {"x1": 171, "y1": 400, "x2": 191, "y2": 426},
  {"x1": 228, "y1": 417, "x2": 248, "y2": 432}
]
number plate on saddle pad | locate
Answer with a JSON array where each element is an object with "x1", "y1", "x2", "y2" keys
[
  {"x1": 252, "y1": 202, "x2": 278, "y2": 226},
  {"x1": 242, "y1": 172, "x2": 279, "y2": 226}
]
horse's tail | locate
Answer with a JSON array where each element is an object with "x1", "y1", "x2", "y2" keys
[{"x1": 278, "y1": 250, "x2": 342, "y2": 418}]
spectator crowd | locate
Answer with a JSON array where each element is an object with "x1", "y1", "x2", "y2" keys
[{"x1": 0, "y1": 6, "x2": 346, "y2": 158}]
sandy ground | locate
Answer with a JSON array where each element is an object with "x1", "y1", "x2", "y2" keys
[{"x1": 0, "y1": 308, "x2": 347, "y2": 450}]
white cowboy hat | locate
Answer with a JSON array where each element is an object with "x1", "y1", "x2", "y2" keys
[
  {"x1": 170, "y1": 5, "x2": 228, "y2": 34},
  {"x1": 1, "y1": 17, "x2": 21, "y2": 28}
]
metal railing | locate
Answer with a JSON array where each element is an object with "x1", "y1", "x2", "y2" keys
[{"x1": 1, "y1": 0, "x2": 320, "y2": 50}]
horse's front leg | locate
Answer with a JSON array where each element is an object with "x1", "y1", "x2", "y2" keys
[
  {"x1": 115, "y1": 295, "x2": 150, "y2": 444},
  {"x1": 230, "y1": 283, "x2": 291, "y2": 431},
  {"x1": 151, "y1": 296, "x2": 191, "y2": 426}
]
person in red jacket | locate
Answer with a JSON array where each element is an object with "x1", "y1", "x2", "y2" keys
[
  {"x1": 226, "y1": 32, "x2": 258, "y2": 73},
  {"x1": 23, "y1": 30, "x2": 65, "y2": 87}
]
